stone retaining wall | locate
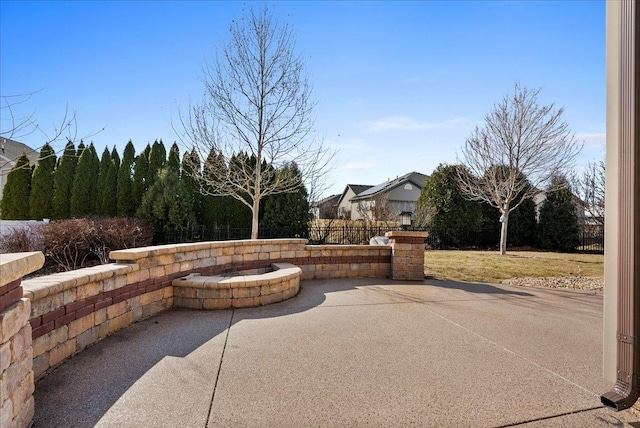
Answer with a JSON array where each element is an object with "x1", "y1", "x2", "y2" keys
[
  {"x1": 1, "y1": 234, "x2": 429, "y2": 427},
  {"x1": 1, "y1": 253, "x2": 44, "y2": 428},
  {"x1": 23, "y1": 239, "x2": 391, "y2": 379}
]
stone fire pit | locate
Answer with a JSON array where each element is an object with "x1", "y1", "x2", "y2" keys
[{"x1": 172, "y1": 263, "x2": 301, "y2": 309}]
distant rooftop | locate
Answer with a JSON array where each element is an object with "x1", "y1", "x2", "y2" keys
[{"x1": 352, "y1": 171, "x2": 428, "y2": 200}]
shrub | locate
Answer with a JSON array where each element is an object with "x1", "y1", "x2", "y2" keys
[
  {"x1": 41, "y1": 218, "x2": 153, "y2": 271},
  {"x1": 0, "y1": 225, "x2": 45, "y2": 253},
  {"x1": 42, "y1": 218, "x2": 97, "y2": 271},
  {"x1": 92, "y1": 218, "x2": 153, "y2": 263}
]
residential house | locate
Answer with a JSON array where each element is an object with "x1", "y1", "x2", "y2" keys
[
  {"x1": 0, "y1": 138, "x2": 39, "y2": 200},
  {"x1": 311, "y1": 194, "x2": 341, "y2": 219},
  {"x1": 336, "y1": 184, "x2": 373, "y2": 220},
  {"x1": 337, "y1": 172, "x2": 428, "y2": 223}
]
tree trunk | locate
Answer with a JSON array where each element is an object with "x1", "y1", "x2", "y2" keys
[
  {"x1": 251, "y1": 199, "x2": 260, "y2": 240},
  {"x1": 499, "y1": 211, "x2": 509, "y2": 255}
]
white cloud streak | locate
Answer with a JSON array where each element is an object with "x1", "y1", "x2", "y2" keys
[
  {"x1": 575, "y1": 132, "x2": 606, "y2": 148},
  {"x1": 361, "y1": 116, "x2": 476, "y2": 133}
]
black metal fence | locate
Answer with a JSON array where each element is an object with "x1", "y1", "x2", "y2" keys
[
  {"x1": 157, "y1": 224, "x2": 605, "y2": 254},
  {"x1": 576, "y1": 227, "x2": 605, "y2": 253}
]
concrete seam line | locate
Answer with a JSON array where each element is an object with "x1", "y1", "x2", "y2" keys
[
  {"x1": 419, "y1": 303, "x2": 601, "y2": 398},
  {"x1": 205, "y1": 308, "x2": 234, "y2": 427},
  {"x1": 491, "y1": 405, "x2": 605, "y2": 428}
]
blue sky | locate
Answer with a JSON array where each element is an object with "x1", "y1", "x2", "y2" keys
[{"x1": 1, "y1": 1, "x2": 605, "y2": 197}]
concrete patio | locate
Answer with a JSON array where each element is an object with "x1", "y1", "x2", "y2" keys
[{"x1": 32, "y1": 278, "x2": 638, "y2": 427}]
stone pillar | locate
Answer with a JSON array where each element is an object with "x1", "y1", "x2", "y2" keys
[
  {"x1": 1, "y1": 252, "x2": 44, "y2": 428},
  {"x1": 385, "y1": 231, "x2": 428, "y2": 281}
]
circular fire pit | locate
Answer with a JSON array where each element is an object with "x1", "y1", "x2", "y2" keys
[{"x1": 172, "y1": 263, "x2": 301, "y2": 309}]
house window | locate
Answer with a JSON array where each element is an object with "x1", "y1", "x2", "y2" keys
[{"x1": 404, "y1": 184, "x2": 413, "y2": 190}]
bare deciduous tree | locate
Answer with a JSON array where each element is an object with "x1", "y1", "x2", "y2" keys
[
  {"x1": 177, "y1": 6, "x2": 333, "y2": 239},
  {"x1": 355, "y1": 194, "x2": 398, "y2": 223},
  {"x1": 1, "y1": 92, "x2": 104, "y2": 172},
  {"x1": 578, "y1": 159, "x2": 605, "y2": 226},
  {"x1": 456, "y1": 84, "x2": 582, "y2": 255}
]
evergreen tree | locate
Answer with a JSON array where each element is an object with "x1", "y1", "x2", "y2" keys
[
  {"x1": 101, "y1": 148, "x2": 119, "y2": 216},
  {"x1": 52, "y1": 141, "x2": 77, "y2": 219},
  {"x1": 507, "y1": 197, "x2": 537, "y2": 247},
  {"x1": 111, "y1": 146, "x2": 120, "y2": 170},
  {"x1": 262, "y1": 163, "x2": 310, "y2": 235},
  {"x1": 536, "y1": 176, "x2": 580, "y2": 252},
  {"x1": 117, "y1": 141, "x2": 135, "y2": 217},
  {"x1": 181, "y1": 148, "x2": 202, "y2": 224},
  {"x1": 96, "y1": 147, "x2": 112, "y2": 215},
  {"x1": 136, "y1": 167, "x2": 195, "y2": 241},
  {"x1": 478, "y1": 191, "x2": 538, "y2": 249},
  {"x1": 29, "y1": 143, "x2": 57, "y2": 220},
  {"x1": 167, "y1": 142, "x2": 180, "y2": 174},
  {"x1": 89, "y1": 143, "x2": 100, "y2": 214},
  {"x1": 415, "y1": 164, "x2": 483, "y2": 245},
  {"x1": 132, "y1": 144, "x2": 150, "y2": 209},
  {"x1": 1, "y1": 155, "x2": 32, "y2": 219},
  {"x1": 475, "y1": 166, "x2": 538, "y2": 249},
  {"x1": 201, "y1": 149, "x2": 226, "y2": 229},
  {"x1": 76, "y1": 140, "x2": 86, "y2": 157},
  {"x1": 70, "y1": 146, "x2": 97, "y2": 217},
  {"x1": 146, "y1": 140, "x2": 166, "y2": 189},
  {"x1": 199, "y1": 149, "x2": 253, "y2": 231}
]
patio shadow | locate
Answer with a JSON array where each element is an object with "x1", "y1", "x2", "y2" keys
[
  {"x1": 32, "y1": 279, "x2": 351, "y2": 428},
  {"x1": 424, "y1": 278, "x2": 534, "y2": 296}
]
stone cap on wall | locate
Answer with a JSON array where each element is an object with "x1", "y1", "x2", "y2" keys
[
  {"x1": 0, "y1": 252, "x2": 45, "y2": 287},
  {"x1": 384, "y1": 231, "x2": 429, "y2": 238},
  {"x1": 109, "y1": 238, "x2": 310, "y2": 262},
  {"x1": 22, "y1": 263, "x2": 134, "y2": 301}
]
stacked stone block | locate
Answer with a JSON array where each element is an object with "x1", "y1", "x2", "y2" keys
[
  {"x1": 23, "y1": 263, "x2": 174, "y2": 379},
  {"x1": 173, "y1": 263, "x2": 301, "y2": 309},
  {"x1": 1, "y1": 252, "x2": 44, "y2": 428},
  {"x1": 385, "y1": 231, "x2": 429, "y2": 281}
]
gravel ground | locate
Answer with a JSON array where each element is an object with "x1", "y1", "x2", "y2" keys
[{"x1": 502, "y1": 276, "x2": 604, "y2": 291}]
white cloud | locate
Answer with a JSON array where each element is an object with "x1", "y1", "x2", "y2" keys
[
  {"x1": 360, "y1": 116, "x2": 477, "y2": 133},
  {"x1": 361, "y1": 116, "x2": 428, "y2": 132},
  {"x1": 576, "y1": 132, "x2": 606, "y2": 148}
]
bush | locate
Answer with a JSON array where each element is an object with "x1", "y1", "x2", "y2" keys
[
  {"x1": 537, "y1": 177, "x2": 580, "y2": 252},
  {"x1": 92, "y1": 218, "x2": 153, "y2": 263},
  {"x1": 0, "y1": 225, "x2": 45, "y2": 253},
  {"x1": 41, "y1": 219, "x2": 97, "y2": 271},
  {"x1": 41, "y1": 218, "x2": 153, "y2": 272}
]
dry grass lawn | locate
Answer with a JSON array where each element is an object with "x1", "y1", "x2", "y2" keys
[{"x1": 424, "y1": 250, "x2": 604, "y2": 284}]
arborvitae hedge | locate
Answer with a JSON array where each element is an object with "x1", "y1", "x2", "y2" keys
[
  {"x1": 102, "y1": 152, "x2": 118, "y2": 217},
  {"x1": 146, "y1": 140, "x2": 166, "y2": 189},
  {"x1": 117, "y1": 141, "x2": 135, "y2": 217},
  {"x1": 96, "y1": 147, "x2": 112, "y2": 214},
  {"x1": 52, "y1": 141, "x2": 77, "y2": 219},
  {"x1": 132, "y1": 145, "x2": 149, "y2": 209},
  {"x1": 1, "y1": 155, "x2": 32, "y2": 219},
  {"x1": 70, "y1": 147, "x2": 97, "y2": 217},
  {"x1": 29, "y1": 143, "x2": 57, "y2": 220},
  {"x1": 181, "y1": 148, "x2": 202, "y2": 224},
  {"x1": 262, "y1": 163, "x2": 311, "y2": 233},
  {"x1": 167, "y1": 142, "x2": 180, "y2": 174}
]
